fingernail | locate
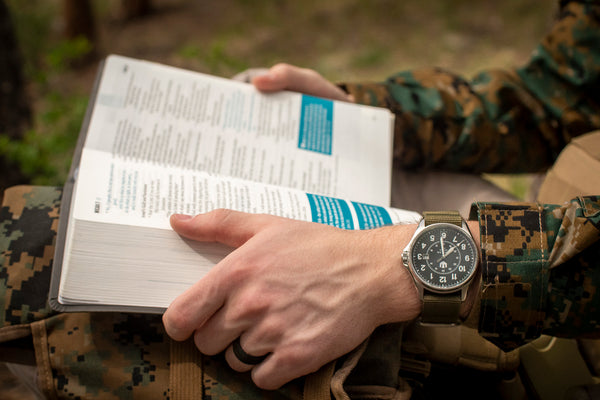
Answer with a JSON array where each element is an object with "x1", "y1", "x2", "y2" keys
[{"x1": 172, "y1": 214, "x2": 193, "y2": 221}]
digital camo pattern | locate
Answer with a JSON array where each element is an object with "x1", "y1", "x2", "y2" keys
[
  {"x1": 342, "y1": 0, "x2": 600, "y2": 174},
  {"x1": 0, "y1": 185, "x2": 61, "y2": 327},
  {"x1": 469, "y1": 197, "x2": 600, "y2": 351},
  {"x1": 40, "y1": 313, "x2": 308, "y2": 399},
  {"x1": 544, "y1": 197, "x2": 600, "y2": 338},
  {"x1": 470, "y1": 202, "x2": 553, "y2": 350},
  {"x1": 42, "y1": 312, "x2": 170, "y2": 399},
  {"x1": 40, "y1": 313, "x2": 304, "y2": 399}
]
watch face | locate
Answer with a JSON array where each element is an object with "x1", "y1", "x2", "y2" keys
[{"x1": 409, "y1": 223, "x2": 478, "y2": 292}]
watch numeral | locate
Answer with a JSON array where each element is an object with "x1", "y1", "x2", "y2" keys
[
  {"x1": 440, "y1": 276, "x2": 447, "y2": 283},
  {"x1": 451, "y1": 273, "x2": 457, "y2": 280},
  {"x1": 458, "y1": 265, "x2": 465, "y2": 272}
]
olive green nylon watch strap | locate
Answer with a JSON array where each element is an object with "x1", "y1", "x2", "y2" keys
[
  {"x1": 423, "y1": 210, "x2": 463, "y2": 226},
  {"x1": 421, "y1": 211, "x2": 463, "y2": 324}
]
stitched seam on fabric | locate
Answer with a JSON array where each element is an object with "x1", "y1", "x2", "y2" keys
[
  {"x1": 496, "y1": 260, "x2": 546, "y2": 264},
  {"x1": 536, "y1": 203, "x2": 546, "y2": 338},
  {"x1": 31, "y1": 321, "x2": 55, "y2": 399},
  {"x1": 533, "y1": 205, "x2": 541, "y2": 333},
  {"x1": 478, "y1": 204, "x2": 493, "y2": 335},
  {"x1": 579, "y1": 195, "x2": 600, "y2": 218}
]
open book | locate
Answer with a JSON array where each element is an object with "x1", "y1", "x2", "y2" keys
[{"x1": 49, "y1": 55, "x2": 420, "y2": 313}]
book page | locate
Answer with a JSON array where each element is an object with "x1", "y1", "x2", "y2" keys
[
  {"x1": 61, "y1": 150, "x2": 420, "y2": 308},
  {"x1": 84, "y1": 55, "x2": 392, "y2": 206}
]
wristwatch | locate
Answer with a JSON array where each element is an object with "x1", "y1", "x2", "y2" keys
[{"x1": 402, "y1": 211, "x2": 479, "y2": 325}]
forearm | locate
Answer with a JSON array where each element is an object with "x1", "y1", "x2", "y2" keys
[{"x1": 340, "y1": 0, "x2": 600, "y2": 173}]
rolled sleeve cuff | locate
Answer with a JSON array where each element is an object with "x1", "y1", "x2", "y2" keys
[{"x1": 469, "y1": 202, "x2": 551, "y2": 351}]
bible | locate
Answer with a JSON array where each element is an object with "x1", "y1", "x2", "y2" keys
[{"x1": 49, "y1": 55, "x2": 420, "y2": 313}]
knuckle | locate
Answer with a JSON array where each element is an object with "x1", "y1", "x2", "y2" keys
[
  {"x1": 254, "y1": 317, "x2": 285, "y2": 343},
  {"x1": 208, "y1": 208, "x2": 233, "y2": 226},
  {"x1": 271, "y1": 62, "x2": 293, "y2": 75},
  {"x1": 207, "y1": 208, "x2": 236, "y2": 241},
  {"x1": 275, "y1": 348, "x2": 305, "y2": 369},
  {"x1": 193, "y1": 331, "x2": 220, "y2": 355},
  {"x1": 252, "y1": 372, "x2": 281, "y2": 391},
  {"x1": 231, "y1": 288, "x2": 271, "y2": 320},
  {"x1": 304, "y1": 68, "x2": 321, "y2": 80}
]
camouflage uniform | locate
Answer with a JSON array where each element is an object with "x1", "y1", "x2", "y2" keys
[
  {"x1": 341, "y1": 0, "x2": 600, "y2": 352},
  {"x1": 2, "y1": 1, "x2": 600, "y2": 399}
]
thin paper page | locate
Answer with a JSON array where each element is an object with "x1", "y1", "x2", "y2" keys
[{"x1": 72, "y1": 149, "x2": 420, "y2": 230}]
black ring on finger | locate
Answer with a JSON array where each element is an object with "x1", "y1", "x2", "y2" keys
[{"x1": 232, "y1": 338, "x2": 268, "y2": 365}]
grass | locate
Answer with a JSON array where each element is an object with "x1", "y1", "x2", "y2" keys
[{"x1": 3, "y1": 0, "x2": 557, "y2": 197}]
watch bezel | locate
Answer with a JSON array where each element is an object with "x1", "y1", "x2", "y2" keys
[{"x1": 404, "y1": 221, "x2": 479, "y2": 295}]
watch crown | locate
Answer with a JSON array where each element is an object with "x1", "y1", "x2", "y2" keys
[{"x1": 402, "y1": 251, "x2": 409, "y2": 267}]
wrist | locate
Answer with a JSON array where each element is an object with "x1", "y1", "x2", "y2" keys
[{"x1": 368, "y1": 223, "x2": 422, "y2": 325}]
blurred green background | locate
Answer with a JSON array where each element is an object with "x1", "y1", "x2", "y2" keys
[{"x1": 2, "y1": 0, "x2": 556, "y2": 197}]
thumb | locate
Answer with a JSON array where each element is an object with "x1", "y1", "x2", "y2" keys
[{"x1": 170, "y1": 209, "x2": 270, "y2": 248}]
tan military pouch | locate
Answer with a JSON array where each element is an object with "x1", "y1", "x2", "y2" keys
[{"x1": 537, "y1": 130, "x2": 600, "y2": 204}]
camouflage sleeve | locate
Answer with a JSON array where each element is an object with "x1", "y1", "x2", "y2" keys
[
  {"x1": 340, "y1": 0, "x2": 600, "y2": 173},
  {"x1": 468, "y1": 196, "x2": 600, "y2": 351}
]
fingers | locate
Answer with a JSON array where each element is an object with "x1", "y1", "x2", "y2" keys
[
  {"x1": 226, "y1": 337, "x2": 324, "y2": 390},
  {"x1": 252, "y1": 63, "x2": 352, "y2": 102},
  {"x1": 165, "y1": 210, "x2": 281, "y2": 341},
  {"x1": 225, "y1": 337, "x2": 270, "y2": 373},
  {"x1": 251, "y1": 346, "x2": 327, "y2": 390},
  {"x1": 162, "y1": 272, "x2": 226, "y2": 341},
  {"x1": 170, "y1": 209, "x2": 270, "y2": 248}
]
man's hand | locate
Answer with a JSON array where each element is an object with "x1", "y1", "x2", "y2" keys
[
  {"x1": 162, "y1": 210, "x2": 421, "y2": 390},
  {"x1": 251, "y1": 63, "x2": 354, "y2": 102}
]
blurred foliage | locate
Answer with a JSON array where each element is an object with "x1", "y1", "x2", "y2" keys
[
  {"x1": 2, "y1": 0, "x2": 92, "y2": 186},
  {"x1": 177, "y1": 41, "x2": 249, "y2": 75},
  {"x1": 47, "y1": 36, "x2": 95, "y2": 70},
  {"x1": 0, "y1": 93, "x2": 87, "y2": 185}
]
